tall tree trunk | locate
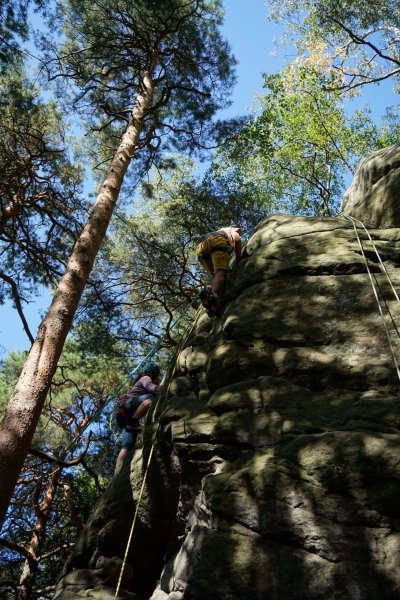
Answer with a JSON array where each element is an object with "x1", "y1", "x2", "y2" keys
[
  {"x1": 0, "y1": 71, "x2": 155, "y2": 523},
  {"x1": 15, "y1": 466, "x2": 62, "y2": 600}
]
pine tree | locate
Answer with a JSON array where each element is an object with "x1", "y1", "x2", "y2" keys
[{"x1": 0, "y1": 0, "x2": 235, "y2": 521}]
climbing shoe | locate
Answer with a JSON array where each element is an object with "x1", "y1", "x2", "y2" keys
[
  {"x1": 199, "y1": 287, "x2": 212, "y2": 304},
  {"x1": 199, "y1": 287, "x2": 222, "y2": 317}
]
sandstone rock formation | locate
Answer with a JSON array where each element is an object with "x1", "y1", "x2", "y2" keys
[
  {"x1": 340, "y1": 142, "x2": 400, "y2": 228},
  {"x1": 55, "y1": 214, "x2": 400, "y2": 600}
]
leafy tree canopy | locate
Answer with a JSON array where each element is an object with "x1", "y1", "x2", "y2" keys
[
  {"x1": 267, "y1": 0, "x2": 400, "y2": 92},
  {"x1": 211, "y1": 62, "x2": 399, "y2": 216},
  {"x1": 0, "y1": 0, "x2": 48, "y2": 66},
  {"x1": 0, "y1": 58, "x2": 87, "y2": 342},
  {"x1": 75, "y1": 152, "x2": 268, "y2": 360},
  {"x1": 45, "y1": 0, "x2": 236, "y2": 181},
  {"x1": 0, "y1": 340, "x2": 123, "y2": 598}
]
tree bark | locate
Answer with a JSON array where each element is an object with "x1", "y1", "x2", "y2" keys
[
  {"x1": 15, "y1": 466, "x2": 62, "y2": 600},
  {"x1": 0, "y1": 71, "x2": 155, "y2": 523},
  {"x1": 63, "y1": 484, "x2": 85, "y2": 532}
]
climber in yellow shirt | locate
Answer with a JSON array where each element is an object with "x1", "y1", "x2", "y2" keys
[{"x1": 196, "y1": 226, "x2": 242, "y2": 314}]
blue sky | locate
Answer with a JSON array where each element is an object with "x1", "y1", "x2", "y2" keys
[
  {"x1": 0, "y1": 0, "x2": 397, "y2": 356},
  {"x1": 220, "y1": 0, "x2": 286, "y2": 114}
]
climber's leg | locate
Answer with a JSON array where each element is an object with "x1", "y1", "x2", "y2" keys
[
  {"x1": 210, "y1": 247, "x2": 230, "y2": 301},
  {"x1": 211, "y1": 269, "x2": 227, "y2": 299},
  {"x1": 115, "y1": 427, "x2": 138, "y2": 473},
  {"x1": 132, "y1": 398, "x2": 153, "y2": 421},
  {"x1": 115, "y1": 448, "x2": 129, "y2": 472}
]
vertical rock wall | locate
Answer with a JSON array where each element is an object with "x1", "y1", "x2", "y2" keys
[
  {"x1": 340, "y1": 142, "x2": 400, "y2": 228},
  {"x1": 55, "y1": 214, "x2": 400, "y2": 600}
]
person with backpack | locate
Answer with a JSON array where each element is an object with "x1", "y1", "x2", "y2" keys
[
  {"x1": 196, "y1": 226, "x2": 242, "y2": 315},
  {"x1": 115, "y1": 361, "x2": 161, "y2": 471}
]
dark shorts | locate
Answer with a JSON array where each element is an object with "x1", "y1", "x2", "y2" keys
[
  {"x1": 120, "y1": 393, "x2": 155, "y2": 450},
  {"x1": 121, "y1": 427, "x2": 139, "y2": 451}
]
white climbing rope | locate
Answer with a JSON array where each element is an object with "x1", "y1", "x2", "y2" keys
[
  {"x1": 343, "y1": 213, "x2": 400, "y2": 301},
  {"x1": 341, "y1": 213, "x2": 400, "y2": 383}
]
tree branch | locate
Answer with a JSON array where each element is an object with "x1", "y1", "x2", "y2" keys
[
  {"x1": 330, "y1": 17, "x2": 400, "y2": 67},
  {"x1": 63, "y1": 484, "x2": 85, "y2": 531},
  {"x1": 0, "y1": 537, "x2": 36, "y2": 561},
  {"x1": 0, "y1": 271, "x2": 34, "y2": 344},
  {"x1": 28, "y1": 434, "x2": 92, "y2": 467}
]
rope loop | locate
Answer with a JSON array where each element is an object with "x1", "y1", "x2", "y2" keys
[{"x1": 342, "y1": 212, "x2": 400, "y2": 383}]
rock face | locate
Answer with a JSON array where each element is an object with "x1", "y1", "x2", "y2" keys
[
  {"x1": 55, "y1": 214, "x2": 400, "y2": 600},
  {"x1": 340, "y1": 143, "x2": 400, "y2": 228}
]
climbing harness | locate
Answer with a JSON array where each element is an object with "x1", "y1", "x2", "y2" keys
[
  {"x1": 114, "y1": 305, "x2": 203, "y2": 599},
  {"x1": 196, "y1": 228, "x2": 240, "y2": 261},
  {"x1": 341, "y1": 212, "x2": 400, "y2": 382}
]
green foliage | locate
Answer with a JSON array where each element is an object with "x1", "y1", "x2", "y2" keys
[
  {"x1": 48, "y1": 0, "x2": 236, "y2": 173},
  {"x1": 375, "y1": 106, "x2": 400, "y2": 148},
  {"x1": 0, "y1": 351, "x2": 27, "y2": 415},
  {"x1": 267, "y1": 0, "x2": 400, "y2": 92},
  {"x1": 77, "y1": 154, "x2": 267, "y2": 359},
  {"x1": 211, "y1": 63, "x2": 394, "y2": 216},
  {"x1": 0, "y1": 341, "x2": 123, "y2": 597},
  {"x1": 0, "y1": 1, "x2": 47, "y2": 66},
  {"x1": 0, "y1": 58, "x2": 87, "y2": 336},
  {"x1": 40, "y1": 339, "x2": 126, "y2": 456},
  {"x1": 0, "y1": 340, "x2": 122, "y2": 466}
]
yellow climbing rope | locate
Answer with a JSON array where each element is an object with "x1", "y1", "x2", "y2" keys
[
  {"x1": 3, "y1": 290, "x2": 205, "y2": 531},
  {"x1": 114, "y1": 305, "x2": 202, "y2": 598}
]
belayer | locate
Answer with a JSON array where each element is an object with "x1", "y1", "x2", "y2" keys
[
  {"x1": 114, "y1": 361, "x2": 161, "y2": 471},
  {"x1": 196, "y1": 226, "x2": 242, "y2": 315}
]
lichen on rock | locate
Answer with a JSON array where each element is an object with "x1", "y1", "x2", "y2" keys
[{"x1": 55, "y1": 212, "x2": 400, "y2": 600}]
